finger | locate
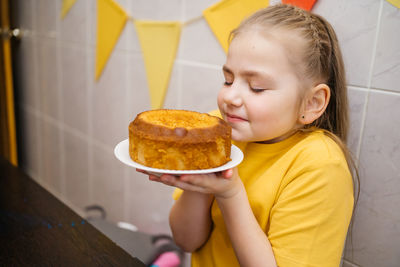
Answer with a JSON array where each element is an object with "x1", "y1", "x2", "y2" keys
[
  {"x1": 148, "y1": 174, "x2": 160, "y2": 181},
  {"x1": 136, "y1": 168, "x2": 149, "y2": 175},
  {"x1": 159, "y1": 174, "x2": 180, "y2": 186},
  {"x1": 180, "y1": 174, "x2": 217, "y2": 188},
  {"x1": 173, "y1": 179, "x2": 209, "y2": 194},
  {"x1": 222, "y1": 168, "x2": 233, "y2": 179}
]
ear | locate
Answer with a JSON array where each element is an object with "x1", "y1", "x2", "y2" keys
[{"x1": 299, "y1": 83, "x2": 330, "y2": 125}]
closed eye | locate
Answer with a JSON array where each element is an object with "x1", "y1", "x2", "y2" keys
[
  {"x1": 224, "y1": 81, "x2": 233, "y2": 86},
  {"x1": 251, "y1": 88, "x2": 266, "y2": 93}
]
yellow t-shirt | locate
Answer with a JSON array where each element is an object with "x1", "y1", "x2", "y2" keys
[{"x1": 174, "y1": 129, "x2": 354, "y2": 267}]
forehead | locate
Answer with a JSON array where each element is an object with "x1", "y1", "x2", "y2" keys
[{"x1": 227, "y1": 30, "x2": 298, "y2": 75}]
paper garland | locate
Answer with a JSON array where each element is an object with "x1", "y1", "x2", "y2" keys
[
  {"x1": 387, "y1": 0, "x2": 400, "y2": 8},
  {"x1": 203, "y1": 0, "x2": 269, "y2": 53},
  {"x1": 60, "y1": 0, "x2": 78, "y2": 19},
  {"x1": 134, "y1": 21, "x2": 182, "y2": 109},
  {"x1": 62, "y1": 0, "x2": 319, "y2": 109},
  {"x1": 95, "y1": 0, "x2": 128, "y2": 80}
]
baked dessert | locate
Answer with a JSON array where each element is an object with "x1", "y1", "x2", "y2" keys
[{"x1": 129, "y1": 109, "x2": 231, "y2": 170}]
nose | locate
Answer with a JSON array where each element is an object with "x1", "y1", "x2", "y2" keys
[{"x1": 222, "y1": 83, "x2": 243, "y2": 107}]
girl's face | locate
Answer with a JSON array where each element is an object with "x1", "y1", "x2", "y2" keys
[{"x1": 218, "y1": 30, "x2": 305, "y2": 143}]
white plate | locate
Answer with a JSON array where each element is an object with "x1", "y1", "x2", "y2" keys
[{"x1": 114, "y1": 139, "x2": 244, "y2": 176}]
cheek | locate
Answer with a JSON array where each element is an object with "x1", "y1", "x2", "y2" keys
[{"x1": 217, "y1": 89, "x2": 225, "y2": 108}]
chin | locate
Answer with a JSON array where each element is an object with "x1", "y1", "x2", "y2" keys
[{"x1": 231, "y1": 133, "x2": 249, "y2": 142}]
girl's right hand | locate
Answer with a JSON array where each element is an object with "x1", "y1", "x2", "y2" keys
[{"x1": 135, "y1": 168, "x2": 240, "y2": 199}]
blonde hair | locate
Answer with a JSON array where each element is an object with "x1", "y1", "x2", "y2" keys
[{"x1": 231, "y1": 4, "x2": 360, "y2": 202}]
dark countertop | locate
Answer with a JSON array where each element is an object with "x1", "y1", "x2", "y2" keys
[{"x1": 0, "y1": 157, "x2": 145, "y2": 266}]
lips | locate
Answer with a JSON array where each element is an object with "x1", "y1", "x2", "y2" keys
[{"x1": 226, "y1": 113, "x2": 248, "y2": 123}]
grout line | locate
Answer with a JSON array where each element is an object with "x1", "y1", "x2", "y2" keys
[
  {"x1": 176, "y1": 0, "x2": 187, "y2": 109},
  {"x1": 55, "y1": 0, "x2": 66, "y2": 197},
  {"x1": 86, "y1": 0, "x2": 94, "y2": 207},
  {"x1": 20, "y1": 104, "x2": 113, "y2": 160},
  {"x1": 348, "y1": 84, "x2": 400, "y2": 95},
  {"x1": 175, "y1": 59, "x2": 221, "y2": 70},
  {"x1": 32, "y1": 1, "x2": 43, "y2": 184},
  {"x1": 348, "y1": 85, "x2": 400, "y2": 96},
  {"x1": 355, "y1": 0, "x2": 384, "y2": 165},
  {"x1": 123, "y1": 0, "x2": 134, "y2": 223},
  {"x1": 342, "y1": 259, "x2": 362, "y2": 267}
]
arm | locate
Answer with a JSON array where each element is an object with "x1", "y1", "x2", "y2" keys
[
  {"x1": 215, "y1": 176, "x2": 277, "y2": 267},
  {"x1": 168, "y1": 169, "x2": 278, "y2": 266},
  {"x1": 169, "y1": 190, "x2": 213, "y2": 252},
  {"x1": 142, "y1": 169, "x2": 278, "y2": 265}
]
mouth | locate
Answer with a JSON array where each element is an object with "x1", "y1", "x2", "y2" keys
[{"x1": 226, "y1": 113, "x2": 248, "y2": 123}]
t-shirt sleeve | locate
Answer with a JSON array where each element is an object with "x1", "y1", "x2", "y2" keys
[
  {"x1": 268, "y1": 159, "x2": 354, "y2": 267},
  {"x1": 208, "y1": 109, "x2": 222, "y2": 118},
  {"x1": 172, "y1": 188, "x2": 183, "y2": 200}
]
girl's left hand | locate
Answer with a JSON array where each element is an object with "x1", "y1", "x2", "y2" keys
[{"x1": 137, "y1": 168, "x2": 242, "y2": 199}]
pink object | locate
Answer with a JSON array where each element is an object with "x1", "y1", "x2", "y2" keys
[{"x1": 151, "y1": 252, "x2": 181, "y2": 267}]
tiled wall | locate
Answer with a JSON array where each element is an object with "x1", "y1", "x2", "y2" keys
[{"x1": 12, "y1": 0, "x2": 400, "y2": 266}]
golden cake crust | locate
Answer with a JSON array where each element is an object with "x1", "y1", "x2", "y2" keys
[{"x1": 129, "y1": 109, "x2": 231, "y2": 170}]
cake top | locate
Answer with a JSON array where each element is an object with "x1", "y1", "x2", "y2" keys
[
  {"x1": 130, "y1": 109, "x2": 231, "y2": 143},
  {"x1": 139, "y1": 109, "x2": 219, "y2": 129}
]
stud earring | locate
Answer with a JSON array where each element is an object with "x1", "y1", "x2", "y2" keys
[{"x1": 301, "y1": 115, "x2": 305, "y2": 119}]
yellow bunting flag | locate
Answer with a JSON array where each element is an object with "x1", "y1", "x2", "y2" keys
[
  {"x1": 203, "y1": 0, "x2": 269, "y2": 53},
  {"x1": 60, "y1": 0, "x2": 78, "y2": 19},
  {"x1": 387, "y1": 0, "x2": 400, "y2": 8},
  {"x1": 134, "y1": 21, "x2": 182, "y2": 109},
  {"x1": 95, "y1": 0, "x2": 128, "y2": 80}
]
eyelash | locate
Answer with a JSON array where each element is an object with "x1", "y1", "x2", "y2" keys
[
  {"x1": 251, "y1": 88, "x2": 265, "y2": 93},
  {"x1": 224, "y1": 80, "x2": 266, "y2": 93}
]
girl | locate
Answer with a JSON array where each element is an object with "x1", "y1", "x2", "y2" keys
[{"x1": 139, "y1": 4, "x2": 358, "y2": 267}]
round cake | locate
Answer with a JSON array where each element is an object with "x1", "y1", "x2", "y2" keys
[{"x1": 129, "y1": 109, "x2": 232, "y2": 170}]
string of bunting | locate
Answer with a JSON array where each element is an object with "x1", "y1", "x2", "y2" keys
[
  {"x1": 387, "y1": 0, "x2": 400, "y2": 8},
  {"x1": 60, "y1": 0, "x2": 319, "y2": 109}
]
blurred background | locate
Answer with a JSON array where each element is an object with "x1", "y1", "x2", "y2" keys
[{"x1": 2, "y1": 0, "x2": 399, "y2": 266}]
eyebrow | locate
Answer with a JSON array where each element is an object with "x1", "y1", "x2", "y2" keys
[{"x1": 222, "y1": 65, "x2": 275, "y2": 82}]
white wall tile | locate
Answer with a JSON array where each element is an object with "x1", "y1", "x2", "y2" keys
[
  {"x1": 155, "y1": 0, "x2": 183, "y2": 21},
  {"x1": 92, "y1": 50, "x2": 128, "y2": 148},
  {"x1": 162, "y1": 62, "x2": 181, "y2": 109},
  {"x1": 313, "y1": 0, "x2": 381, "y2": 87},
  {"x1": 178, "y1": 19, "x2": 226, "y2": 65},
  {"x1": 14, "y1": 36, "x2": 40, "y2": 110},
  {"x1": 60, "y1": 44, "x2": 88, "y2": 134},
  {"x1": 344, "y1": 91, "x2": 400, "y2": 266},
  {"x1": 35, "y1": 0, "x2": 57, "y2": 36},
  {"x1": 59, "y1": 0, "x2": 88, "y2": 45},
  {"x1": 128, "y1": 0, "x2": 159, "y2": 20},
  {"x1": 183, "y1": 0, "x2": 217, "y2": 20},
  {"x1": 92, "y1": 145, "x2": 125, "y2": 223},
  {"x1": 126, "y1": 53, "x2": 151, "y2": 118},
  {"x1": 347, "y1": 87, "x2": 367, "y2": 155},
  {"x1": 180, "y1": 64, "x2": 222, "y2": 113},
  {"x1": 40, "y1": 119, "x2": 62, "y2": 193},
  {"x1": 371, "y1": 1, "x2": 400, "y2": 92},
  {"x1": 38, "y1": 39, "x2": 60, "y2": 120},
  {"x1": 64, "y1": 130, "x2": 90, "y2": 209},
  {"x1": 127, "y1": 168, "x2": 174, "y2": 234},
  {"x1": 17, "y1": 108, "x2": 41, "y2": 180}
]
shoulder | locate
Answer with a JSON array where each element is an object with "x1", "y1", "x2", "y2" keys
[
  {"x1": 293, "y1": 129, "x2": 347, "y2": 165},
  {"x1": 282, "y1": 130, "x2": 352, "y2": 192}
]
